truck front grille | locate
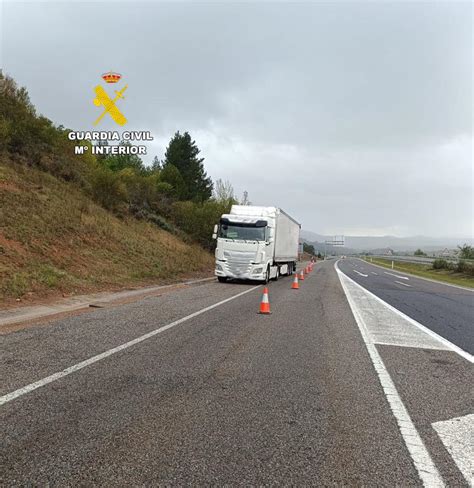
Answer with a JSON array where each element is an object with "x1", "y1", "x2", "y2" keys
[{"x1": 223, "y1": 251, "x2": 255, "y2": 275}]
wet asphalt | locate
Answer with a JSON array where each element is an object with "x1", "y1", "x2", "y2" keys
[{"x1": 1, "y1": 260, "x2": 471, "y2": 486}]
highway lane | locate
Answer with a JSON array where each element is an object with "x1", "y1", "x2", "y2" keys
[
  {"x1": 337, "y1": 258, "x2": 474, "y2": 356},
  {"x1": 1, "y1": 261, "x2": 472, "y2": 486}
]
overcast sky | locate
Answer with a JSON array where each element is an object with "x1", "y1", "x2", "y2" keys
[{"x1": 1, "y1": 0, "x2": 472, "y2": 237}]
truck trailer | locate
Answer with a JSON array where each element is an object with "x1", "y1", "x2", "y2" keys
[{"x1": 213, "y1": 205, "x2": 301, "y2": 283}]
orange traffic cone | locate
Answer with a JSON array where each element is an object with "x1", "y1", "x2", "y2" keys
[
  {"x1": 258, "y1": 287, "x2": 271, "y2": 314},
  {"x1": 291, "y1": 274, "x2": 299, "y2": 289},
  {"x1": 299, "y1": 269, "x2": 305, "y2": 281}
]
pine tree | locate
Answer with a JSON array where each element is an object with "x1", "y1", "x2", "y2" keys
[
  {"x1": 151, "y1": 155, "x2": 162, "y2": 172},
  {"x1": 163, "y1": 131, "x2": 213, "y2": 202}
]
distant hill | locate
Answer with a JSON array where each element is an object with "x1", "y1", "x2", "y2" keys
[{"x1": 300, "y1": 230, "x2": 473, "y2": 253}]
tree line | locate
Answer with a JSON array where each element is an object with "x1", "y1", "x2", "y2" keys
[{"x1": 0, "y1": 71, "x2": 246, "y2": 249}]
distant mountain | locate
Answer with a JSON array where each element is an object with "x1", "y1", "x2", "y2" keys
[
  {"x1": 300, "y1": 230, "x2": 473, "y2": 253},
  {"x1": 300, "y1": 230, "x2": 327, "y2": 243}
]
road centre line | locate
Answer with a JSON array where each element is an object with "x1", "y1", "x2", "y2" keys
[
  {"x1": 371, "y1": 272, "x2": 378, "y2": 275},
  {"x1": 353, "y1": 270, "x2": 369, "y2": 277},
  {"x1": 0, "y1": 285, "x2": 261, "y2": 407},
  {"x1": 385, "y1": 272, "x2": 409, "y2": 280},
  {"x1": 395, "y1": 281, "x2": 412, "y2": 288},
  {"x1": 336, "y1": 262, "x2": 444, "y2": 487}
]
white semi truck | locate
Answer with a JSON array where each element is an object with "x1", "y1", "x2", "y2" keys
[{"x1": 213, "y1": 205, "x2": 301, "y2": 283}]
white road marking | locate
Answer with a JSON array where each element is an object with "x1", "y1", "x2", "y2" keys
[
  {"x1": 337, "y1": 265, "x2": 473, "y2": 363},
  {"x1": 432, "y1": 414, "x2": 474, "y2": 486},
  {"x1": 395, "y1": 280, "x2": 412, "y2": 288},
  {"x1": 353, "y1": 270, "x2": 369, "y2": 277},
  {"x1": 358, "y1": 259, "x2": 474, "y2": 292},
  {"x1": 336, "y1": 262, "x2": 444, "y2": 487},
  {"x1": 371, "y1": 272, "x2": 378, "y2": 275},
  {"x1": 339, "y1": 269, "x2": 451, "y2": 351},
  {"x1": 337, "y1": 268, "x2": 474, "y2": 363},
  {"x1": 0, "y1": 285, "x2": 261, "y2": 406},
  {"x1": 385, "y1": 272, "x2": 409, "y2": 280}
]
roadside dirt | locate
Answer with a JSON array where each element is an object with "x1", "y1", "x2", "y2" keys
[
  {"x1": 0, "y1": 276, "x2": 214, "y2": 334},
  {"x1": 1, "y1": 269, "x2": 214, "y2": 310}
]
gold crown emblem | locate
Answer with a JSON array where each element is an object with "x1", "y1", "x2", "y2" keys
[{"x1": 101, "y1": 71, "x2": 122, "y2": 83}]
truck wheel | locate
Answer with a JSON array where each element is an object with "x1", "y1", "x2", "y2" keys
[
  {"x1": 217, "y1": 277, "x2": 227, "y2": 283},
  {"x1": 264, "y1": 266, "x2": 270, "y2": 284}
]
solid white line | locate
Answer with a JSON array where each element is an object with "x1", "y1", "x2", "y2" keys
[
  {"x1": 0, "y1": 285, "x2": 261, "y2": 406},
  {"x1": 395, "y1": 280, "x2": 412, "y2": 288},
  {"x1": 432, "y1": 414, "x2": 474, "y2": 486},
  {"x1": 374, "y1": 342, "x2": 448, "y2": 350},
  {"x1": 338, "y1": 264, "x2": 473, "y2": 363},
  {"x1": 336, "y1": 262, "x2": 444, "y2": 487},
  {"x1": 385, "y1": 271, "x2": 409, "y2": 280},
  {"x1": 353, "y1": 270, "x2": 369, "y2": 277}
]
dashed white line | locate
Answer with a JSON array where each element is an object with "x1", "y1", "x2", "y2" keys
[
  {"x1": 395, "y1": 280, "x2": 412, "y2": 288},
  {"x1": 359, "y1": 259, "x2": 474, "y2": 291},
  {"x1": 371, "y1": 272, "x2": 378, "y2": 275},
  {"x1": 353, "y1": 270, "x2": 369, "y2": 277},
  {"x1": 0, "y1": 285, "x2": 261, "y2": 406},
  {"x1": 385, "y1": 272, "x2": 409, "y2": 280}
]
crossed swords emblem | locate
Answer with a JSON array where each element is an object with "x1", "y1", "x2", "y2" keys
[{"x1": 93, "y1": 84, "x2": 128, "y2": 126}]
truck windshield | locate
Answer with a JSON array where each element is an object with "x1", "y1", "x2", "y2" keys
[{"x1": 219, "y1": 224, "x2": 266, "y2": 241}]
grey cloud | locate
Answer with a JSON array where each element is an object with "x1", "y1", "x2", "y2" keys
[{"x1": 2, "y1": 1, "x2": 472, "y2": 237}]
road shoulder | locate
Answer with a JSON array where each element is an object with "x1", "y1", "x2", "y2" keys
[{"x1": 0, "y1": 277, "x2": 215, "y2": 334}]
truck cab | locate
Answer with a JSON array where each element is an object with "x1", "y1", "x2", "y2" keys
[{"x1": 213, "y1": 206, "x2": 300, "y2": 283}]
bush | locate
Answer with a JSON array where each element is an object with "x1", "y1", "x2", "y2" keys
[
  {"x1": 171, "y1": 200, "x2": 232, "y2": 249},
  {"x1": 0, "y1": 116, "x2": 10, "y2": 151},
  {"x1": 90, "y1": 168, "x2": 127, "y2": 212},
  {"x1": 130, "y1": 207, "x2": 176, "y2": 233},
  {"x1": 456, "y1": 259, "x2": 474, "y2": 276},
  {"x1": 303, "y1": 242, "x2": 315, "y2": 255},
  {"x1": 458, "y1": 244, "x2": 474, "y2": 260},
  {"x1": 432, "y1": 259, "x2": 450, "y2": 270}
]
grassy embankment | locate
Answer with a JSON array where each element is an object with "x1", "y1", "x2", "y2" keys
[
  {"x1": 0, "y1": 159, "x2": 214, "y2": 306},
  {"x1": 364, "y1": 256, "x2": 474, "y2": 289}
]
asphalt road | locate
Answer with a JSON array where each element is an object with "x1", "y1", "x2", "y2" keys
[
  {"x1": 1, "y1": 260, "x2": 472, "y2": 486},
  {"x1": 337, "y1": 258, "x2": 474, "y2": 355}
]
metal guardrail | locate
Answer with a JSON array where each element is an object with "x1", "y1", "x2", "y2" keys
[{"x1": 367, "y1": 255, "x2": 474, "y2": 265}]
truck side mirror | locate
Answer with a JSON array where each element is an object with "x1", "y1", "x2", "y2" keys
[
  {"x1": 212, "y1": 233, "x2": 217, "y2": 239},
  {"x1": 213, "y1": 224, "x2": 218, "y2": 233}
]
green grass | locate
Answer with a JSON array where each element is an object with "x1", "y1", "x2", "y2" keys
[
  {"x1": 364, "y1": 257, "x2": 474, "y2": 289},
  {"x1": 0, "y1": 158, "x2": 214, "y2": 303}
]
